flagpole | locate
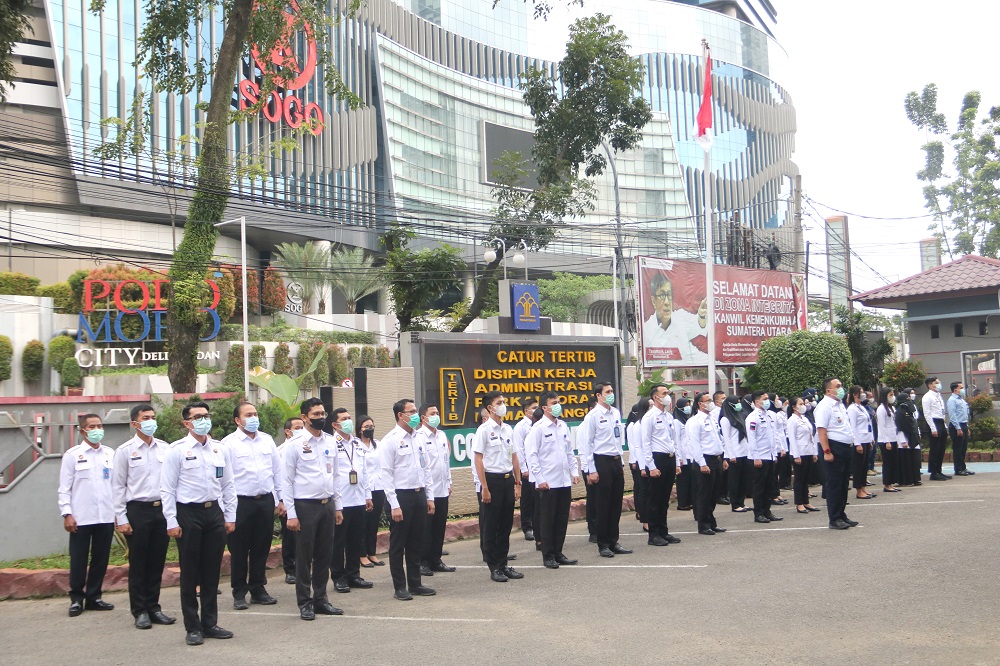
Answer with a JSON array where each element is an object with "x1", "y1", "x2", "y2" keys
[{"x1": 702, "y1": 39, "x2": 717, "y2": 394}]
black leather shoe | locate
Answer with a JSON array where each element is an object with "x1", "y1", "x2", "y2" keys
[
  {"x1": 284, "y1": 573, "x2": 296, "y2": 584},
  {"x1": 233, "y1": 596, "x2": 249, "y2": 610},
  {"x1": 599, "y1": 547, "x2": 615, "y2": 557},
  {"x1": 588, "y1": 534, "x2": 598, "y2": 543},
  {"x1": 555, "y1": 554, "x2": 577, "y2": 565},
  {"x1": 610, "y1": 544, "x2": 633, "y2": 554},
  {"x1": 431, "y1": 563, "x2": 456, "y2": 573},
  {"x1": 420, "y1": 566, "x2": 435, "y2": 577},
  {"x1": 806, "y1": 506, "x2": 822, "y2": 512},
  {"x1": 503, "y1": 567, "x2": 524, "y2": 580},
  {"x1": 135, "y1": 612, "x2": 152, "y2": 629},
  {"x1": 965, "y1": 470, "x2": 976, "y2": 475},
  {"x1": 718, "y1": 496, "x2": 731, "y2": 505},
  {"x1": 490, "y1": 569, "x2": 509, "y2": 582},
  {"x1": 543, "y1": 557, "x2": 559, "y2": 569},
  {"x1": 842, "y1": 518, "x2": 859, "y2": 527},
  {"x1": 711, "y1": 527, "x2": 726, "y2": 533},
  {"x1": 410, "y1": 585, "x2": 437, "y2": 596},
  {"x1": 334, "y1": 579, "x2": 350, "y2": 593},
  {"x1": 765, "y1": 513, "x2": 783, "y2": 521},
  {"x1": 507, "y1": 554, "x2": 517, "y2": 561},
  {"x1": 85, "y1": 599, "x2": 114, "y2": 611},
  {"x1": 300, "y1": 603, "x2": 315, "y2": 620},
  {"x1": 315, "y1": 602, "x2": 344, "y2": 615},
  {"x1": 955, "y1": 470, "x2": 971, "y2": 476},
  {"x1": 929, "y1": 473, "x2": 951, "y2": 481},
  {"x1": 68, "y1": 601, "x2": 83, "y2": 617},
  {"x1": 348, "y1": 577, "x2": 374, "y2": 589},
  {"x1": 698, "y1": 528, "x2": 716, "y2": 535},
  {"x1": 149, "y1": 611, "x2": 176, "y2": 625},
  {"x1": 664, "y1": 534, "x2": 681, "y2": 544},
  {"x1": 394, "y1": 588, "x2": 413, "y2": 601},
  {"x1": 186, "y1": 631, "x2": 204, "y2": 645},
  {"x1": 203, "y1": 625, "x2": 234, "y2": 639},
  {"x1": 535, "y1": 542, "x2": 543, "y2": 551},
  {"x1": 250, "y1": 591, "x2": 277, "y2": 605},
  {"x1": 441, "y1": 550, "x2": 449, "y2": 556},
  {"x1": 829, "y1": 520, "x2": 850, "y2": 530},
  {"x1": 647, "y1": 536, "x2": 670, "y2": 546},
  {"x1": 524, "y1": 530, "x2": 535, "y2": 541},
  {"x1": 754, "y1": 515, "x2": 771, "y2": 524}
]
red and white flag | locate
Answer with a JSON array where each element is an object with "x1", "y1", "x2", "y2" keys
[{"x1": 694, "y1": 49, "x2": 713, "y2": 152}]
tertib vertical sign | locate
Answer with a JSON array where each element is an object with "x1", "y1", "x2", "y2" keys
[{"x1": 440, "y1": 368, "x2": 468, "y2": 426}]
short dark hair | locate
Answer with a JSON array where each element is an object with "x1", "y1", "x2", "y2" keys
[
  {"x1": 523, "y1": 397, "x2": 539, "y2": 410},
  {"x1": 751, "y1": 390, "x2": 768, "y2": 402},
  {"x1": 694, "y1": 391, "x2": 711, "y2": 407},
  {"x1": 950, "y1": 381, "x2": 961, "y2": 392},
  {"x1": 182, "y1": 401, "x2": 210, "y2": 420},
  {"x1": 822, "y1": 377, "x2": 839, "y2": 391},
  {"x1": 283, "y1": 417, "x2": 304, "y2": 431},
  {"x1": 331, "y1": 407, "x2": 350, "y2": 422},
  {"x1": 300, "y1": 397, "x2": 324, "y2": 417},
  {"x1": 482, "y1": 390, "x2": 503, "y2": 407},
  {"x1": 418, "y1": 403, "x2": 438, "y2": 417},
  {"x1": 925, "y1": 376, "x2": 937, "y2": 387},
  {"x1": 648, "y1": 383, "x2": 667, "y2": 399},
  {"x1": 650, "y1": 272, "x2": 670, "y2": 293},
  {"x1": 594, "y1": 381, "x2": 613, "y2": 397},
  {"x1": 130, "y1": 404, "x2": 154, "y2": 421},
  {"x1": 392, "y1": 399, "x2": 414, "y2": 421},
  {"x1": 539, "y1": 391, "x2": 559, "y2": 407},
  {"x1": 78, "y1": 413, "x2": 101, "y2": 427},
  {"x1": 712, "y1": 391, "x2": 726, "y2": 400},
  {"x1": 232, "y1": 401, "x2": 255, "y2": 420}
]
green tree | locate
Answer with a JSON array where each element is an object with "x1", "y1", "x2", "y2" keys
[
  {"x1": 329, "y1": 246, "x2": 382, "y2": 314},
  {"x1": 21, "y1": 339, "x2": 45, "y2": 382},
  {"x1": 274, "y1": 242, "x2": 332, "y2": 315},
  {"x1": 537, "y1": 272, "x2": 614, "y2": 323},
  {"x1": 832, "y1": 305, "x2": 894, "y2": 390},
  {"x1": 48, "y1": 335, "x2": 76, "y2": 377},
  {"x1": 222, "y1": 344, "x2": 245, "y2": 391},
  {"x1": 0, "y1": 0, "x2": 32, "y2": 102},
  {"x1": 61, "y1": 357, "x2": 83, "y2": 389},
  {"x1": 881, "y1": 359, "x2": 927, "y2": 392},
  {"x1": 0, "y1": 335, "x2": 12, "y2": 381},
  {"x1": 752, "y1": 330, "x2": 853, "y2": 398},
  {"x1": 273, "y1": 342, "x2": 294, "y2": 375},
  {"x1": 379, "y1": 227, "x2": 466, "y2": 332},
  {"x1": 492, "y1": 0, "x2": 583, "y2": 19}
]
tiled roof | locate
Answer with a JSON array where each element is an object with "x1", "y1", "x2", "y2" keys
[{"x1": 852, "y1": 255, "x2": 1000, "y2": 307}]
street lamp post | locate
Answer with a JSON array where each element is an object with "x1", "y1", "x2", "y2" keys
[
  {"x1": 510, "y1": 239, "x2": 529, "y2": 280},
  {"x1": 483, "y1": 237, "x2": 508, "y2": 281},
  {"x1": 601, "y1": 142, "x2": 626, "y2": 358},
  {"x1": 214, "y1": 216, "x2": 250, "y2": 397},
  {"x1": 7, "y1": 209, "x2": 25, "y2": 272}
]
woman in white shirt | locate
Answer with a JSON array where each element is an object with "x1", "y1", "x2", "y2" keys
[
  {"x1": 626, "y1": 399, "x2": 653, "y2": 533},
  {"x1": 673, "y1": 398, "x2": 696, "y2": 512},
  {"x1": 720, "y1": 395, "x2": 751, "y2": 513},
  {"x1": 786, "y1": 397, "x2": 820, "y2": 513},
  {"x1": 875, "y1": 388, "x2": 902, "y2": 493},
  {"x1": 357, "y1": 416, "x2": 386, "y2": 568},
  {"x1": 846, "y1": 386, "x2": 877, "y2": 500}
]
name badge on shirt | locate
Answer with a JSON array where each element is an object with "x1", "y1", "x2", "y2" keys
[
  {"x1": 103, "y1": 467, "x2": 110, "y2": 479},
  {"x1": 399, "y1": 443, "x2": 412, "y2": 456},
  {"x1": 129, "y1": 453, "x2": 144, "y2": 467},
  {"x1": 349, "y1": 470, "x2": 358, "y2": 485},
  {"x1": 614, "y1": 425, "x2": 621, "y2": 438},
  {"x1": 215, "y1": 466, "x2": 224, "y2": 479},
  {"x1": 76, "y1": 459, "x2": 92, "y2": 470}
]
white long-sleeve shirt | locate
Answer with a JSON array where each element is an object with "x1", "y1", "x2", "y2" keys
[
  {"x1": 577, "y1": 404, "x2": 624, "y2": 472},
  {"x1": 847, "y1": 403, "x2": 874, "y2": 445},
  {"x1": 685, "y1": 410, "x2": 723, "y2": 465},
  {"x1": 59, "y1": 442, "x2": 115, "y2": 525},
  {"x1": 922, "y1": 390, "x2": 945, "y2": 431},
  {"x1": 112, "y1": 434, "x2": 169, "y2": 525},
  {"x1": 720, "y1": 416, "x2": 747, "y2": 458},
  {"x1": 220, "y1": 428, "x2": 283, "y2": 504},
  {"x1": 773, "y1": 411, "x2": 789, "y2": 454},
  {"x1": 640, "y1": 405, "x2": 676, "y2": 470},
  {"x1": 333, "y1": 433, "x2": 373, "y2": 508},
  {"x1": 358, "y1": 439, "x2": 382, "y2": 492},
  {"x1": 875, "y1": 405, "x2": 898, "y2": 444},
  {"x1": 524, "y1": 416, "x2": 578, "y2": 489},
  {"x1": 416, "y1": 426, "x2": 452, "y2": 499},
  {"x1": 282, "y1": 430, "x2": 342, "y2": 519},
  {"x1": 160, "y1": 434, "x2": 237, "y2": 530},
  {"x1": 626, "y1": 420, "x2": 646, "y2": 470},
  {"x1": 512, "y1": 416, "x2": 533, "y2": 475},
  {"x1": 786, "y1": 414, "x2": 816, "y2": 458},
  {"x1": 745, "y1": 408, "x2": 775, "y2": 461},
  {"x1": 672, "y1": 419, "x2": 692, "y2": 463},
  {"x1": 380, "y1": 425, "x2": 433, "y2": 511}
]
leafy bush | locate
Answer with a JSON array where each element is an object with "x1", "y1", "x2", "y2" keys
[
  {"x1": 881, "y1": 359, "x2": 927, "y2": 392},
  {"x1": 35, "y1": 283, "x2": 75, "y2": 313},
  {"x1": 327, "y1": 344, "x2": 349, "y2": 384},
  {"x1": 93, "y1": 364, "x2": 215, "y2": 376},
  {"x1": 249, "y1": 344, "x2": 267, "y2": 371},
  {"x1": 347, "y1": 346, "x2": 361, "y2": 370},
  {"x1": 216, "y1": 323, "x2": 374, "y2": 345},
  {"x1": 968, "y1": 392, "x2": 994, "y2": 416},
  {"x1": 0, "y1": 335, "x2": 12, "y2": 381},
  {"x1": 66, "y1": 269, "x2": 89, "y2": 311},
  {"x1": 273, "y1": 342, "x2": 293, "y2": 375},
  {"x1": 296, "y1": 341, "x2": 322, "y2": 390},
  {"x1": 21, "y1": 339, "x2": 45, "y2": 381},
  {"x1": 537, "y1": 272, "x2": 615, "y2": 322},
  {"x1": 375, "y1": 345, "x2": 392, "y2": 368},
  {"x1": 0, "y1": 272, "x2": 40, "y2": 296},
  {"x1": 260, "y1": 267, "x2": 287, "y2": 315},
  {"x1": 360, "y1": 345, "x2": 376, "y2": 368},
  {"x1": 61, "y1": 357, "x2": 82, "y2": 388},
  {"x1": 223, "y1": 265, "x2": 260, "y2": 316},
  {"x1": 48, "y1": 335, "x2": 76, "y2": 376},
  {"x1": 257, "y1": 399, "x2": 288, "y2": 437},
  {"x1": 223, "y1": 344, "x2": 245, "y2": 390},
  {"x1": 753, "y1": 330, "x2": 853, "y2": 398},
  {"x1": 969, "y1": 417, "x2": 998, "y2": 442}
]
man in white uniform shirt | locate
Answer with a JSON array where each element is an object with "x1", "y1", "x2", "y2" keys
[
  {"x1": 642, "y1": 272, "x2": 709, "y2": 365},
  {"x1": 688, "y1": 392, "x2": 728, "y2": 536},
  {"x1": 329, "y1": 407, "x2": 374, "y2": 594},
  {"x1": 221, "y1": 401, "x2": 283, "y2": 610},
  {"x1": 745, "y1": 391, "x2": 782, "y2": 524},
  {"x1": 922, "y1": 376, "x2": 951, "y2": 480},
  {"x1": 640, "y1": 384, "x2": 682, "y2": 546},
  {"x1": 417, "y1": 403, "x2": 455, "y2": 577},
  {"x1": 512, "y1": 398, "x2": 539, "y2": 544},
  {"x1": 276, "y1": 417, "x2": 305, "y2": 584},
  {"x1": 814, "y1": 378, "x2": 859, "y2": 531}
]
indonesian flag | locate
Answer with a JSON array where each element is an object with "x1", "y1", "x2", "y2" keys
[{"x1": 694, "y1": 50, "x2": 713, "y2": 152}]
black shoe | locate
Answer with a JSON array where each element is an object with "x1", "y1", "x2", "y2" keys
[
  {"x1": 524, "y1": 530, "x2": 535, "y2": 541},
  {"x1": 186, "y1": 631, "x2": 204, "y2": 645},
  {"x1": 68, "y1": 601, "x2": 83, "y2": 617},
  {"x1": 203, "y1": 626, "x2": 234, "y2": 640},
  {"x1": 555, "y1": 554, "x2": 578, "y2": 565},
  {"x1": 929, "y1": 473, "x2": 951, "y2": 481},
  {"x1": 503, "y1": 567, "x2": 524, "y2": 580},
  {"x1": 842, "y1": 518, "x2": 859, "y2": 527},
  {"x1": 535, "y1": 542, "x2": 543, "y2": 551},
  {"x1": 149, "y1": 610, "x2": 176, "y2": 625},
  {"x1": 806, "y1": 506, "x2": 822, "y2": 512},
  {"x1": 394, "y1": 588, "x2": 413, "y2": 601},
  {"x1": 780, "y1": 485, "x2": 792, "y2": 491},
  {"x1": 348, "y1": 577, "x2": 373, "y2": 589},
  {"x1": 441, "y1": 550, "x2": 449, "y2": 556},
  {"x1": 233, "y1": 596, "x2": 249, "y2": 610},
  {"x1": 677, "y1": 505, "x2": 692, "y2": 511},
  {"x1": 718, "y1": 496, "x2": 731, "y2": 505},
  {"x1": 966, "y1": 470, "x2": 976, "y2": 475},
  {"x1": 772, "y1": 498, "x2": 788, "y2": 505},
  {"x1": 284, "y1": 573, "x2": 296, "y2": 584},
  {"x1": 754, "y1": 515, "x2": 771, "y2": 524},
  {"x1": 135, "y1": 612, "x2": 152, "y2": 629},
  {"x1": 543, "y1": 557, "x2": 559, "y2": 569},
  {"x1": 315, "y1": 602, "x2": 344, "y2": 615},
  {"x1": 647, "y1": 536, "x2": 670, "y2": 546},
  {"x1": 588, "y1": 534, "x2": 598, "y2": 544},
  {"x1": 599, "y1": 547, "x2": 615, "y2": 557},
  {"x1": 84, "y1": 599, "x2": 114, "y2": 611},
  {"x1": 334, "y1": 579, "x2": 350, "y2": 593},
  {"x1": 507, "y1": 554, "x2": 517, "y2": 561},
  {"x1": 250, "y1": 591, "x2": 277, "y2": 605},
  {"x1": 432, "y1": 563, "x2": 456, "y2": 573},
  {"x1": 420, "y1": 566, "x2": 435, "y2": 577},
  {"x1": 664, "y1": 534, "x2": 681, "y2": 544},
  {"x1": 410, "y1": 585, "x2": 437, "y2": 596},
  {"x1": 300, "y1": 603, "x2": 315, "y2": 620},
  {"x1": 610, "y1": 543, "x2": 633, "y2": 554},
  {"x1": 698, "y1": 528, "x2": 716, "y2": 535},
  {"x1": 712, "y1": 527, "x2": 726, "y2": 533},
  {"x1": 765, "y1": 513, "x2": 783, "y2": 521},
  {"x1": 490, "y1": 569, "x2": 509, "y2": 583},
  {"x1": 955, "y1": 470, "x2": 971, "y2": 476},
  {"x1": 829, "y1": 520, "x2": 850, "y2": 530}
]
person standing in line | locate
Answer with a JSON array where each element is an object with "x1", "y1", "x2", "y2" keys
[
  {"x1": 746, "y1": 391, "x2": 782, "y2": 524},
  {"x1": 720, "y1": 395, "x2": 751, "y2": 514},
  {"x1": 276, "y1": 417, "x2": 304, "y2": 583},
  {"x1": 672, "y1": 397, "x2": 696, "y2": 514},
  {"x1": 282, "y1": 397, "x2": 344, "y2": 620},
  {"x1": 626, "y1": 399, "x2": 652, "y2": 533},
  {"x1": 640, "y1": 384, "x2": 681, "y2": 546},
  {"x1": 578, "y1": 382, "x2": 631, "y2": 557},
  {"x1": 329, "y1": 408, "x2": 374, "y2": 594},
  {"x1": 357, "y1": 416, "x2": 386, "y2": 568},
  {"x1": 221, "y1": 401, "x2": 283, "y2": 610},
  {"x1": 846, "y1": 387, "x2": 877, "y2": 500},
  {"x1": 473, "y1": 391, "x2": 523, "y2": 583},
  {"x1": 688, "y1": 392, "x2": 727, "y2": 535},
  {"x1": 380, "y1": 399, "x2": 437, "y2": 600},
  {"x1": 582, "y1": 394, "x2": 598, "y2": 543},
  {"x1": 417, "y1": 403, "x2": 455, "y2": 576},
  {"x1": 894, "y1": 389, "x2": 923, "y2": 487},
  {"x1": 864, "y1": 389, "x2": 880, "y2": 477},
  {"x1": 712, "y1": 391, "x2": 730, "y2": 505},
  {"x1": 947, "y1": 382, "x2": 973, "y2": 476},
  {"x1": 922, "y1": 377, "x2": 951, "y2": 480},
  {"x1": 513, "y1": 398, "x2": 539, "y2": 544},
  {"x1": 474, "y1": 406, "x2": 490, "y2": 564},
  {"x1": 772, "y1": 396, "x2": 793, "y2": 493},
  {"x1": 59, "y1": 413, "x2": 116, "y2": 618},
  {"x1": 160, "y1": 402, "x2": 237, "y2": 645},
  {"x1": 525, "y1": 391, "x2": 580, "y2": 568},
  {"x1": 815, "y1": 379, "x2": 859, "y2": 531},
  {"x1": 112, "y1": 404, "x2": 177, "y2": 629},
  {"x1": 875, "y1": 389, "x2": 901, "y2": 493},
  {"x1": 786, "y1": 397, "x2": 820, "y2": 513}
]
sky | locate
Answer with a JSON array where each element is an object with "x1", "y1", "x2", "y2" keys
[{"x1": 778, "y1": 0, "x2": 1000, "y2": 302}]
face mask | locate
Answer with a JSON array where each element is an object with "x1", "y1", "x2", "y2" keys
[
  {"x1": 909, "y1": 394, "x2": 916, "y2": 402},
  {"x1": 192, "y1": 417, "x2": 212, "y2": 436},
  {"x1": 835, "y1": 387, "x2": 846, "y2": 400},
  {"x1": 407, "y1": 413, "x2": 421, "y2": 429},
  {"x1": 708, "y1": 402, "x2": 717, "y2": 412},
  {"x1": 888, "y1": 395, "x2": 896, "y2": 405},
  {"x1": 733, "y1": 403, "x2": 743, "y2": 413},
  {"x1": 796, "y1": 405, "x2": 807, "y2": 415},
  {"x1": 361, "y1": 427, "x2": 375, "y2": 440},
  {"x1": 935, "y1": 383, "x2": 941, "y2": 391},
  {"x1": 774, "y1": 400, "x2": 782, "y2": 409},
  {"x1": 427, "y1": 415, "x2": 441, "y2": 429},
  {"x1": 605, "y1": 394, "x2": 615, "y2": 406},
  {"x1": 244, "y1": 416, "x2": 260, "y2": 433},
  {"x1": 494, "y1": 404, "x2": 507, "y2": 418},
  {"x1": 860, "y1": 393, "x2": 867, "y2": 402},
  {"x1": 550, "y1": 403, "x2": 563, "y2": 418},
  {"x1": 308, "y1": 417, "x2": 326, "y2": 432},
  {"x1": 658, "y1": 396, "x2": 671, "y2": 408},
  {"x1": 762, "y1": 400, "x2": 771, "y2": 410},
  {"x1": 340, "y1": 419, "x2": 354, "y2": 435},
  {"x1": 681, "y1": 405, "x2": 691, "y2": 415},
  {"x1": 959, "y1": 388, "x2": 966, "y2": 398},
  {"x1": 138, "y1": 420, "x2": 157, "y2": 437},
  {"x1": 86, "y1": 428, "x2": 104, "y2": 444}
]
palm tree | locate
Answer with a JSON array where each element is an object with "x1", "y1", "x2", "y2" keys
[
  {"x1": 273, "y1": 242, "x2": 331, "y2": 314},
  {"x1": 329, "y1": 246, "x2": 383, "y2": 314}
]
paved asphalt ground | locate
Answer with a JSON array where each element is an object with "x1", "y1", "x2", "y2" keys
[{"x1": 3, "y1": 466, "x2": 999, "y2": 665}]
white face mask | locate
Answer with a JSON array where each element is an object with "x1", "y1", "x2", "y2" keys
[
  {"x1": 658, "y1": 396, "x2": 671, "y2": 409},
  {"x1": 860, "y1": 393, "x2": 867, "y2": 402},
  {"x1": 494, "y1": 403, "x2": 507, "y2": 418},
  {"x1": 796, "y1": 404, "x2": 807, "y2": 415},
  {"x1": 888, "y1": 395, "x2": 896, "y2": 405}
]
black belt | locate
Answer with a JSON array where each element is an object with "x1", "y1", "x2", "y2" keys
[
  {"x1": 484, "y1": 472, "x2": 513, "y2": 479},
  {"x1": 395, "y1": 488, "x2": 425, "y2": 494},
  {"x1": 652, "y1": 451, "x2": 675, "y2": 458},
  {"x1": 594, "y1": 454, "x2": 622, "y2": 460},
  {"x1": 178, "y1": 500, "x2": 217, "y2": 508},
  {"x1": 828, "y1": 439, "x2": 852, "y2": 447},
  {"x1": 127, "y1": 500, "x2": 162, "y2": 507},
  {"x1": 296, "y1": 498, "x2": 333, "y2": 505},
  {"x1": 238, "y1": 493, "x2": 274, "y2": 500}
]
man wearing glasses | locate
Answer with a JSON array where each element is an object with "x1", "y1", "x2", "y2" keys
[{"x1": 642, "y1": 272, "x2": 709, "y2": 365}]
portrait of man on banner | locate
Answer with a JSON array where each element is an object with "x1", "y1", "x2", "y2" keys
[{"x1": 641, "y1": 265, "x2": 709, "y2": 366}]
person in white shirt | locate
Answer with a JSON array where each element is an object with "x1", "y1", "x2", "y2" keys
[
  {"x1": 417, "y1": 403, "x2": 455, "y2": 576},
  {"x1": 221, "y1": 401, "x2": 284, "y2": 610},
  {"x1": 814, "y1": 378, "x2": 858, "y2": 530},
  {"x1": 746, "y1": 391, "x2": 782, "y2": 524},
  {"x1": 513, "y1": 398, "x2": 539, "y2": 545},
  {"x1": 111, "y1": 403, "x2": 176, "y2": 629},
  {"x1": 772, "y1": 395, "x2": 793, "y2": 494},
  {"x1": 577, "y1": 382, "x2": 631, "y2": 557},
  {"x1": 672, "y1": 397, "x2": 696, "y2": 514},
  {"x1": 712, "y1": 391, "x2": 730, "y2": 505},
  {"x1": 357, "y1": 416, "x2": 386, "y2": 569},
  {"x1": 874, "y1": 389, "x2": 901, "y2": 494},
  {"x1": 845, "y1": 386, "x2": 877, "y2": 500},
  {"x1": 277, "y1": 417, "x2": 304, "y2": 583},
  {"x1": 329, "y1": 408, "x2": 374, "y2": 594},
  {"x1": 160, "y1": 401, "x2": 237, "y2": 645},
  {"x1": 642, "y1": 272, "x2": 709, "y2": 365},
  {"x1": 785, "y1": 397, "x2": 819, "y2": 513},
  {"x1": 626, "y1": 399, "x2": 653, "y2": 532},
  {"x1": 720, "y1": 395, "x2": 751, "y2": 513},
  {"x1": 688, "y1": 392, "x2": 728, "y2": 535},
  {"x1": 59, "y1": 413, "x2": 116, "y2": 618},
  {"x1": 640, "y1": 384, "x2": 682, "y2": 546},
  {"x1": 380, "y1": 398, "x2": 437, "y2": 600},
  {"x1": 922, "y1": 376, "x2": 951, "y2": 480},
  {"x1": 524, "y1": 391, "x2": 580, "y2": 569}
]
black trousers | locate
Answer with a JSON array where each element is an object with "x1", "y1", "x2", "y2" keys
[
  {"x1": 728, "y1": 457, "x2": 752, "y2": 509},
  {"x1": 388, "y1": 488, "x2": 426, "y2": 591},
  {"x1": 852, "y1": 443, "x2": 873, "y2": 490},
  {"x1": 824, "y1": 441, "x2": 852, "y2": 523},
  {"x1": 532, "y1": 482, "x2": 543, "y2": 543},
  {"x1": 68, "y1": 522, "x2": 114, "y2": 604},
  {"x1": 228, "y1": 493, "x2": 275, "y2": 598},
  {"x1": 279, "y1": 514, "x2": 296, "y2": 574},
  {"x1": 331, "y1": 504, "x2": 365, "y2": 582},
  {"x1": 792, "y1": 456, "x2": 814, "y2": 506},
  {"x1": 480, "y1": 473, "x2": 515, "y2": 571},
  {"x1": 718, "y1": 465, "x2": 729, "y2": 502},
  {"x1": 175, "y1": 502, "x2": 225, "y2": 633},
  {"x1": 293, "y1": 498, "x2": 335, "y2": 609},
  {"x1": 421, "y1": 495, "x2": 449, "y2": 567},
  {"x1": 363, "y1": 489, "x2": 386, "y2": 557},
  {"x1": 751, "y1": 460, "x2": 777, "y2": 516},
  {"x1": 593, "y1": 454, "x2": 625, "y2": 548},
  {"x1": 877, "y1": 443, "x2": 896, "y2": 486},
  {"x1": 538, "y1": 486, "x2": 572, "y2": 559},
  {"x1": 629, "y1": 463, "x2": 648, "y2": 523},
  {"x1": 696, "y1": 455, "x2": 723, "y2": 530},
  {"x1": 124, "y1": 501, "x2": 169, "y2": 617},
  {"x1": 928, "y1": 418, "x2": 948, "y2": 474},
  {"x1": 520, "y1": 475, "x2": 536, "y2": 533},
  {"x1": 949, "y1": 423, "x2": 968, "y2": 472},
  {"x1": 584, "y1": 476, "x2": 597, "y2": 535},
  {"x1": 646, "y1": 453, "x2": 677, "y2": 538},
  {"x1": 676, "y1": 462, "x2": 697, "y2": 510},
  {"x1": 777, "y1": 454, "x2": 793, "y2": 489}
]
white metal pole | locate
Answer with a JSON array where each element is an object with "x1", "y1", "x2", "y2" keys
[
  {"x1": 612, "y1": 253, "x2": 619, "y2": 351},
  {"x1": 703, "y1": 43, "x2": 717, "y2": 394},
  {"x1": 240, "y1": 216, "x2": 250, "y2": 397}
]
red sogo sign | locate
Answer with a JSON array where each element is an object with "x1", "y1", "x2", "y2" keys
[{"x1": 238, "y1": 0, "x2": 324, "y2": 136}]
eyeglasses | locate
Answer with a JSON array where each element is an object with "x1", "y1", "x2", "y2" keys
[{"x1": 652, "y1": 290, "x2": 672, "y2": 301}]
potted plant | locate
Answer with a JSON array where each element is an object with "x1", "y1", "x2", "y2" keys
[{"x1": 62, "y1": 357, "x2": 84, "y2": 396}]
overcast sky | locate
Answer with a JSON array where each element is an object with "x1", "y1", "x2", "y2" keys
[{"x1": 778, "y1": 0, "x2": 1000, "y2": 300}]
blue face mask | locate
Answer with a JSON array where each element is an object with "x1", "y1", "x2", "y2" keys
[
  {"x1": 192, "y1": 417, "x2": 212, "y2": 436},
  {"x1": 244, "y1": 416, "x2": 260, "y2": 433},
  {"x1": 681, "y1": 406, "x2": 691, "y2": 415},
  {"x1": 605, "y1": 394, "x2": 615, "y2": 406},
  {"x1": 762, "y1": 400, "x2": 771, "y2": 410},
  {"x1": 138, "y1": 420, "x2": 157, "y2": 437},
  {"x1": 836, "y1": 387, "x2": 846, "y2": 400},
  {"x1": 427, "y1": 415, "x2": 441, "y2": 429},
  {"x1": 959, "y1": 388, "x2": 966, "y2": 398},
  {"x1": 340, "y1": 419, "x2": 354, "y2": 435}
]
